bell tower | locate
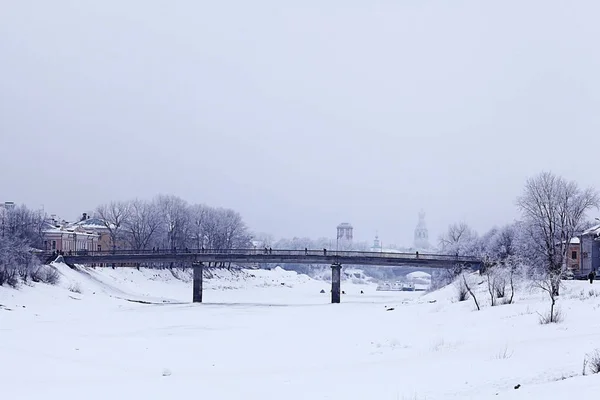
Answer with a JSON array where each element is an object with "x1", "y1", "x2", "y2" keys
[{"x1": 414, "y1": 210, "x2": 430, "y2": 249}]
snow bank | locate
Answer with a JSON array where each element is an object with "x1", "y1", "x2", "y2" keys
[{"x1": 4, "y1": 267, "x2": 600, "y2": 399}]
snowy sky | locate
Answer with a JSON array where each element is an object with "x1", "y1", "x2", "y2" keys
[{"x1": 2, "y1": 1, "x2": 600, "y2": 246}]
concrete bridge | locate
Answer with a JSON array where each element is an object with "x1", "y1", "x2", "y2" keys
[{"x1": 47, "y1": 249, "x2": 481, "y2": 304}]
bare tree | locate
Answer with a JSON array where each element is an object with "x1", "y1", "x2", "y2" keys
[
  {"x1": 533, "y1": 272, "x2": 563, "y2": 324},
  {"x1": 156, "y1": 195, "x2": 190, "y2": 251},
  {"x1": 96, "y1": 201, "x2": 132, "y2": 253},
  {"x1": 221, "y1": 208, "x2": 251, "y2": 249},
  {"x1": 461, "y1": 273, "x2": 481, "y2": 311},
  {"x1": 0, "y1": 236, "x2": 43, "y2": 287},
  {"x1": 517, "y1": 171, "x2": 599, "y2": 296},
  {"x1": 189, "y1": 204, "x2": 209, "y2": 250},
  {"x1": 439, "y1": 222, "x2": 478, "y2": 256},
  {"x1": 125, "y1": 199, "x2": 161, "y2": 251},
  {"x1": 485, "y1": 266, "x2": 499, "y2": 306},
  {"x1": 0, "y1": 204, "x2": 46, "y2": 247}
]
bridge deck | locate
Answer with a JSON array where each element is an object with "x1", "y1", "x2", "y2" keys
[{"x1": 53, "y1": 249, "x2": 481, "y2": 268}]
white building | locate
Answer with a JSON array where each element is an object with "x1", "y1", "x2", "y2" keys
[
  {"x1": 413, "y1": 211, "x2": 430, "y2": 249},
  {"x1": 42, "y1": 226, "x2": 100, "y2": 253},
  {"x1": 371, "y1": 234, "x2": 383, "y2": 252}
]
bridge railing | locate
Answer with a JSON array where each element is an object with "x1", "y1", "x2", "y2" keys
[{"x1": 47, "y1": 248, "x2": 479, "y2": 262}]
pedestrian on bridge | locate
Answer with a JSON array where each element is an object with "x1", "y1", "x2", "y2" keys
[
  {"x1": 305, "y1": 248, "x2": 308, "y2": 255},
  {"x1": 323, "y1": 248, "x2": 327, "y2": 256},
  {"x1": 269, "y1": 247, "x2": 272, "y2": 254},
  {"x1": 264, "y1": 247, "x2": 268, "y2": 254}
]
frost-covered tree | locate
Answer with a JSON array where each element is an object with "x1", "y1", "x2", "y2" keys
[
  {"x1": 0, "y1": 204, "x2": 45, "y2": 248},
  {"x1": 516, "y1": 171, "x2": 599, "y2": 296},
  {"x1": 155, "y1": 195, "x2": 190, "y2": 251},
  {"x1": 438, "y1": 222, "x2": 479, "y2": 256},
  {"x1": 0, "y1": 236, "x2": 45, "y2": 286},
  {"x1": 95, "y1": 201, "x2": 132, "y2": 253},
  {"x1": 125, "y1": 199, "x2": 161, "y2": 251},
  {"x1": 189, "y1": 204, "x2": 209, "y2": 250},
  {"x1": 201, "y1": 207, "x2": 250, "y2": 251}
]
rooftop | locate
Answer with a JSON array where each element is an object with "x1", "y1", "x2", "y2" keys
[{"x1": 582, "y1": 224, "x2": 600, "y2": 237}]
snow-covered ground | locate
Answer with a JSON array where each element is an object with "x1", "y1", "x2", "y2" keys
[{"x1": 2, "y1": 263, "x2": 600, "y2": 399}]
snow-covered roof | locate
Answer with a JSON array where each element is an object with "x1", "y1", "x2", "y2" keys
[
  {"x1": 71, "y1": 218, "x2": 111, "y2": 230},
  {"x1": 43, "y1": 227, "x2": 99, "y2": 238},
  {"x1": 582, "y1": 224, "x2": 600, "y2": 237}
]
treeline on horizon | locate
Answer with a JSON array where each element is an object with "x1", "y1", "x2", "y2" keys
[{"x1": 1, "y1": 171, "x2": 599, "y2": 293}]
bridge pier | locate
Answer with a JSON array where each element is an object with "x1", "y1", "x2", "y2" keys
[
  {"x1": 331, "y1": 263, "x2": 342, "y2": 304},
  {"x1": 193, "y1": 262, "x2": 203, "y2": 303}
]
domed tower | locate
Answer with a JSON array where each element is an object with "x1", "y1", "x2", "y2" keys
[{"x1": 414, "y1": 211, "x2": 430, "y2": 249}]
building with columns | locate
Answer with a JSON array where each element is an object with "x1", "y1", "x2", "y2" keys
[{"x1": 337, "y1": 222, "x2": 353, "y2": 242}]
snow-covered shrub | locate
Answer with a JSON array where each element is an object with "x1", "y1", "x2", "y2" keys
[
  {"x1": 31, "y1": 266, "x2": 60, "y2": 285},
  {"x1": 538, "y1": 307, "x2": 563, "y2": 325},
  {"x1": 494, "y1": 345, "x2": 514, "y2": 360},
  {"x1": 584, "y1": 350, "x2": 600, "y2": 374},
  {"x1": 68, "y1": 283, "x2": 83, "y2": 294},
  {"x1": 0, "y1": 236, "x2": 44, "y2": 287}
]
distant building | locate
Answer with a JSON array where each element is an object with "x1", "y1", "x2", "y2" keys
[
  {"x1": 413, "y1": 211, "x2": 430, "y2": 249},
  {"x1": 371, "y1": 233, "x2": 382, "y2": 252},
  {"x1": 565, "y1": 237, "x2": 581, "y2": 273},
  {"x1": 580, "y1": 225, "x2": 600, "y2": 275},
  {"x1": 1, "y1": 201, "x2": 15, "y2": 210},
  {"x1": 337, "y1": 222, "x2": 353, "y2": 242},
  {"x1": 42, "y1": 226, "x2": 100, "y2": 253},
  {"x1": 71, "y1": 214, "x2": 114, "y2": 252},
  {"x1": 41, "y1": 212, "x2": 113, "y2": 253}
]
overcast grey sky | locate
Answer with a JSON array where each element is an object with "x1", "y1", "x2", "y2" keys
[{"x1": 2, "y1": 1, "x2": 600, "y2": 246}]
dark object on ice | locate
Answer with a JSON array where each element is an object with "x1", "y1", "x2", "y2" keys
[
  {"x1": 281, "y1": 282, "x2": 285, "y2": 286},
  {"x1": 360, "y1": 290, "x2": 364, "y2": 294},
  {"x1": 342, "y1": 291, "x2": 346, "y2": 294},
  {"x1": 514, "y1": 384, "x2": 521, "y2": 390},
  {"x1": 386, "y1": 307, "x2": 395, "y2": 311},
  {"x1": 320, "y1": 289, "x2": 326, "y2": 294}
]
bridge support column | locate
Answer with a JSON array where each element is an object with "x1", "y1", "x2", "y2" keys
[
  {"x1": 193, "y1": 262, "x2": 203, "y2": 303},
  {"x1": 331, "y1": 263, "x2": 342, "y2": 304}
]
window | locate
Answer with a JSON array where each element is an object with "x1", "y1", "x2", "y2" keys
[
  {"x1": 572, "y1": 251, "x2": 577, "y2": 260},
  {"x1": 97, "y1": 245, "x2": 102, "y2": 252},
  {"x1": 52, "y1": 241, "x2": 56, "y2": 250}
]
